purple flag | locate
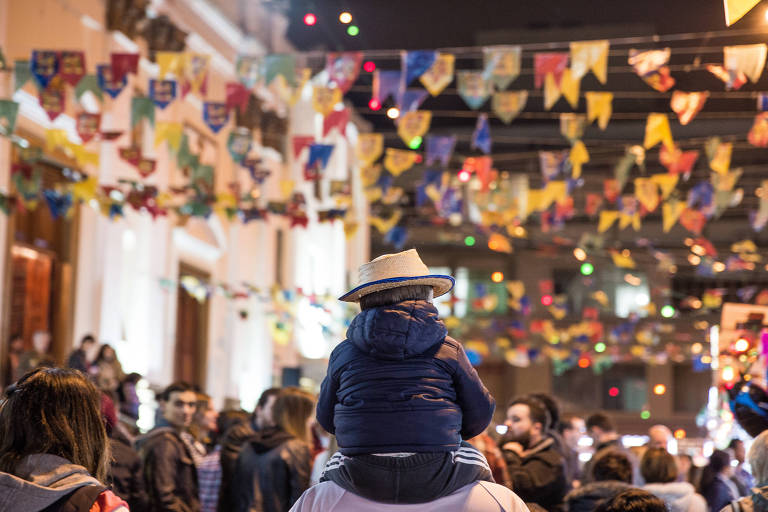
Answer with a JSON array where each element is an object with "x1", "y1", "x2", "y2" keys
[
  {"x1": 471, "y1": 114, "x2": 491, "y2": 154},
  {"x1": 373, "y1": 70, "x2": 402, "y2": 103},
  {"x1": 397, "y1": 89, "x2": 429, "y2": 112},
  {"x1": 426, "y1": 135, "x2": 456, "y2": 167}
]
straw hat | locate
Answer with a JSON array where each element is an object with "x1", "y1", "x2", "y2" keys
[{"x1": 339, "y1": 249, "x2": 454, "y2": 302}]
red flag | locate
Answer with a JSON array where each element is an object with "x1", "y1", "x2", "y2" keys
[
  {"x1": 292, "y1": 136, "x2": 315, "y2": 158},
  {"x1": 322, "y1": 109, "x2": 350, "y2": 137},
  {"x1": 534, "y1": 53, "x2": 569, "y2": 88},
  {"x1": 110, "y1": 53, "x2": 139, "y2": 82},
  {"x1": 225, "y1": 82, "x2": 251, "y2": 115},
  {"x1": 76, "y1": 112, "x2": 101, "y2": 143},
  {"x1": 59, "y1": 51, "x2": 86, "y2": 86},
  {"x1": 585, "y1": 193, "x2": 603, "y2": 216}
]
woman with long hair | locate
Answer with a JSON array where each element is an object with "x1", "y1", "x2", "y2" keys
[
  {"x1": 93, "y1": 344, "x2": 125, "y2": 396},
  {"x1": 700, "y1": 449, "x2": 739, "y2": 512},
  {"x1": 232, "y1": 387, "x2": 315, "y2": 512},
  {"x1": 641, "y1": 447, "x2": 706, "y2": 512},
  {"x1": 0, "y1": 367, "x2": 128, "y2": 511}
]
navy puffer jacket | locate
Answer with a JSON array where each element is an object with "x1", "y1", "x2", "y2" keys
[{"x1": 316, "y1": 300, "x2": 495, "y2": 455}]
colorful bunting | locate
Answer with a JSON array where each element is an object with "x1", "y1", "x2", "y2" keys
[
  {"x1": 227, "y1": 128, "x2": 252, "y2": 164},
  {"x1": 635, "y1": 177, "x2": 660, "y2": 212},
  {"x1": 131, "y1": 97, "x2": 155, "y2": 127},
  {"x1": 264, "y1": 54, "x2": 295, "y2": 86},
  {"x1": 471, "y1": 114, "x2": 491, "y2": 154},
  {"x1": 420, "y1": 53, "x2": 455, "y2": 96},
  {"x1": 585, "y1": 92, "x2": 613, "y2": 130},
  {"x1": 154, "y1": 122, "x2": 183, "y2": 151},
  {"x1": 679, "y1": 207, "x2": 706, "y2": 234},
  {"x1": 725, "y1": 0, "x2": 762, "y2": 25},
  {"x1": 312, "y1": 86, "x2": 342, "y2": 116},
  {"x1": 402, "y1": 50, "x2": 437, "y2": 85},
  {"x1": 39, "y1": 83, "x2": 65, "y2": 121},
  {"x1": 493, "y1": 91, "x2": 527, "y2": 124},
  {"x1": 629, "y1": 48, "x2": 675, "y2": 92},
  {"x1": 110, "y1": 52, "x2": 139, "y2": 82},
  {"x1": 724, "y1": 44, "x2": 767, "y2": 83},
  {"x1": 569, "y1": 141, "x2": 589, "y2": 179},
  {"x1": 59, "y1": 51, "x2": 85, "y2": 86},
  {"x1": 97, "y1": 64, "x2": 126, "y2": 98},
  {"x1": 384, "y1": 148, "x2": 419, "y2": 177},
  {"x1": 425, "y1": 135, "x2": 456, "y2": 167},
  {"x1": 225, "y1": 82, "x2": 251, "y2": 115},
  {"x1": 13, "y1": 60, "x2": 32, "y2": 91},
  {"x1": 373, "y1": 70, "x2": 402, "y2": 103},
  {"x1": 76, "y1": 112, "x2": 100, "y2": 143},
  {"x1": 748, "y1": 112, "x2": 768, "y2": 147},
  {"x1": 397, "y1": 89, "x2": 429, "y2": 112},
  {"x1": 643, "y1": 113, "x2": 674, "y2": 150},
  {"x1": 559, "y1": 68, "x2": 580, "y2": 109},
  {"x1": 397, "y1": 110, "x2": 432, "y2": 146},
  {"x1": 30, "y1": 50, "x2": 59, "y2": 89},
  {"x1": 326, "y1": 52, "x2": 362, "y2": 93},
  {"x1": 157, "y1": 52, "x2": 184, "y2": 79},
  {"x1": 570, "y1": 40, "x2": 609, "y2": 83},
  {"x1": 539, "y1": 150, "x2": 569, "y2": 183},
  {"x1": 560, "y1": 113, "x2": 586, "y2": 141},
  {"x1": 663, "y1": 200, "x2": 687, "y2": 232},
  {"x1": 322, "y1": 108, "x2": 350, "y2": 137},
  {"x1": 534, "y1": 52, "x2": 569, "y2": 88},
  {"x1": 0, "y1": 101, "x2": 19, "y2": 137},
  {"x1": 483, "y1": 46, "x2": 521, "y2": 89},
  {"x1": 706, "y1": 138, "x2": 733, "y2": 174},
  {"x1": 670, "y1": 91, "x2": 709, "y2": 125},
  {"x1": 182, "y1": 53, "x2": 209, "y2": 97},
  {"x1": 136, "y1": 157, "x2": 157, "y2": 178},
  {"x1": 370, "y1": 210, "x2": 403, "y2": 234},
  {"x1": 650, "y1": 173, "x2": 680, "y2": 199},
  {"x1": 203, "y1": 102, "x2": 228, "y2": 133},
  {"x1": 74, "y1": 75, "x2": 101, "y2": 102},
  {"x1": 149, "y1": 79, "x2": 177, "y2": 109},
  {"x1": 235, "y1": 55, "x2": 261, "y2": 88},
  {"x1": 457, "y1": 71, "x2": 492, "y2": 110},
  {"x1": 660, "y1": 145, "x2": 699, "y2": 176},
  {"x1": 707, "y1": 64, "x2": 747, "y2": 90},
  {"x1": 356, "y1": 134, "x2": 384, "y2": 167},
  {"x1": 543, "y1": 73, "x2": 562, "y2": 110}
]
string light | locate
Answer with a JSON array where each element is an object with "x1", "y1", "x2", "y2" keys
[
  {"x1": 491, "y1": 271, "x2": 504, "y2": 283},
  {"x1": 691, "y1": 342, "x2": 703, "y2": 354},
  {"x1": 339, "y1": 12, "x2": 352, "y2": 24},
  {"x1": 573, "y1": 248, "x2": 587, "y2": 261},
  {"x1": 368, "y1": 98, "x2": 381, "y2": 110},
  {"x1": 661, "y1": 305, "x2": 676, "y2": 318},
  {"x1": 595, "y1": 342, "x2": 606, "y2": 353},
  {"x1": 713, "y1": 261, "x2": 726, "y2": 272},
  {"x1": 363, "y1": 61, "x2": 376, "y2": 72},
  {"x1": 674, "y1": 429, "x2": 686, "y2": 439},
  {"x1": 541, "y1": 294, "x2": 554, "y2": 306},
  {"x1": 347, "y1": 25, "x2": 359, "y2": 36},
  {"x1": 386, "y1": 107, "x2": 400, "y2": 119},
  {"x1": 303, "y1": 13, "x2": 317, "y2": 26},
  {"x1": 464, "y1": 236, "x2": 476, "y2": 246},
  {"x1": 608, "y1": 386, "x2": 620, "y2": 397},
  {"x1": 580, "y1": 262, "x2": 595, "y2": 276},
  {"x1": 734, "y1": 337, "x2": 750, "y2": 352},
  {"x1": 578, "y1": 357, "x2": 590, "y2": 368},
  {"x1": 641, "y1": 410, "x2": 651, "y2": 420},
  {"x1": 458, "y1": 169, "x2": 471, "y2": 182},
  {"x1": 722, "y1": 365, "x2": 735, "y2": 381},
  {"x1": 408, "y1": 136, "x2": 423, "y2": 149},
  {"x1": 653, "y1": 384, "x2": 666, "y2": 395}
]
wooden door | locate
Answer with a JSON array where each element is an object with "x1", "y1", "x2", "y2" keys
[{"x1": 174, "y1": 263, "x2": 210, "y2": 387}]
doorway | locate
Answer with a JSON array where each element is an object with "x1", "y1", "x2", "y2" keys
[{"x1": 174, "y1": 262, "x2": 210, "y2": 387}]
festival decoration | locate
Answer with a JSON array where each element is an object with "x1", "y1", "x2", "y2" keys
[
  {"x1": 644, "y1": 113, "x2": 674, "y2": 150},
  {"x1": 493, "y1": 91, "x2": 528, "y2": 124},
  {"x1": 670, "y1": 91, "x2": 709, "y2": 125},
  {"x1": 326, "y1": 52, "x2": 362, "y2": 93},
  {"x1": 724, "y1": 44, "x2": 767, "y2": 83},
  {"x1": 384, "y1": 148, "x2": 419, "y2": 177},
  {"x1": 312, "y1": 86, "x2": 342, "y2": 116},
  {"x1": 585, "y1": 92, "x2": 613, "y2": 130},
  {"x1": 471, "y1": 114, "x2": 491, "y2": 154},
  {"x1": 419, "y1": 53, "x2": 455, "y2": 96},
  {"x1": 397, "y1": 111, "x2": 432, "y2": 146},
  {"x1": 725, "y1": 0, "x2": 762, "y2": 25},
  {"x1": 570, "y1": 40, "x2": 609, "y2": 83},
  {"x1": 483, "y1": 46, "x2": 521, "y2": 89},
  {"x1": 629, "y1": 48, "x2": 675, "y2": 92},
  {"x1": 457, "y1": 71, "x2": 492, "y2": 110}
]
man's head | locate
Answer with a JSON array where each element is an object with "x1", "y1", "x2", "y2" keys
[
  {"x1": 194, "y1": 392, "x2": 218, "y2": 433},
  {"x1": 505, "y1": 396, "x2": 549, "y2": 448},
  {"x1": 595, "y1": 489, "x2": 667, "y2": 512},
  {"x1": 729, "y1": 438, "x2": 746, "y2": 464},
  {"x1": 593, "y1": 451, "x2": 633, "y2": 483},
  {"x1": 559, "y1": 415, "x2": 586, "y2": 451},
  {"x1": 32, "y1": 331, "x2": 51, "y2": 354},
  {"x1": 648, "y1": 424, "x2": 672, "y2": 450},
  {"x1": 159, "y1": 382, "x2": 197, "y2": 430},
  {"x1": 529, "y1": 393, "x2": 560, "y2": 432},
  {"x1": 586, "y1": 412, "x2": 616, "y2": 444},
  {"x1": 359, "y1": 285, "x2": 434, "y2": 310},
  {"x1": 254, "y1": 388, "x2": 282, "y2": 429},
  {"x1": 80, "y1": 334, "x2": 96, "y2": 349}
]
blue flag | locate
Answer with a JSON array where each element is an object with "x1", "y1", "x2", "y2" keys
[
  {"x1": 759, "y1": 93, "x2": 768, "y2": 112},
  {"x1": 31, "y1": 50, "x2": 59, "y2": 89},
  {"x1": 97, "y1": 64, "x2": 126, "y2": 99},
  {"x1": 471, "y1": 114, "x2": 491, "y2": 154},
  {"x1": 426, "y1": 136, "x2": 457, "y2": 167},
  {"x1": 402, "y1": 51, "x2": 437, "y2": 85},
  {"x1": 203, "y1": 102, "x2": 228, "y2": 134},
  {"x1": 305, "y1": 144, "x2": 334, "y2": 178},
  {"x1": 149, "y1": 79, "x2": 177, "y2": 109},
  {"x1": 397, "y1": 89, "x2": 429, "y2": 112}
]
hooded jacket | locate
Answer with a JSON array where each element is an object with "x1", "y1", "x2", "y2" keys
[
  {"x1": 136, "y1": 427, "x2": 200, "y2": 512},
  {"x1": 0, "y1": 454, "x2": 127, "y2": 512},
  {"x1": 316, "y1": 301, "x2": 495, "y2": 455},
  {"x1": 231, "y1": 427, "x2": 311, "y2": 512},
  {"x1": 722, "y1": 484, "x2": 768, "y2": 512},
  {"x1": 501, "y1": 436, "x2": 568, "y2": 511},
  {"x1": 564, "y1": 480, "x2": 632, "y2": 512},
  {"x1": 643, "y1": 481, "x2": 708, "y2": 512},
  {"x1": 217, "y1": 419, "x2": 257, "y2": 512},
  {"x1": 109, "y1": 431, "x2": 149, "y2": 511}
]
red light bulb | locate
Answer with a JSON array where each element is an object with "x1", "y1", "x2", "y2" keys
[
  {"x1": 368, "y1": 98, "x2": 381, "y2": 110},
  {"x1": 541, "y1": 294, "x2": 553, "y2": 306},
  {"x1": 303, "y1": 13, "x2": 317, "y2": 26},
  {"x1": 363, "y1": 61, "x2": 376, "y2": 73},
  {"x1": 458, "y1": 169, "x2": 471, "y2": 182}
]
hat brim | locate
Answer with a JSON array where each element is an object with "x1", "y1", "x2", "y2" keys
[{"x1": 338, "y1": 275, "x2": 455, "y2": 303}]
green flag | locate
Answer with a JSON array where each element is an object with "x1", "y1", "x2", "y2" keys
[
  {"x1": 263, "y1": 55, "x2": 295, "y2": 86},
  {"x1": 176, "y1": 134, "x2": 196, "y2": 169},
  {"x1": 0, "y1": 100, "x2": 19, "y2": 137},
  {"x1": 13, "y1": 60, "x2": 31, "y2": 91},
  {"x1": 131, "y1": 97, "x2": 155, "y2": 127},
  {"x1": 75, "y1": 74, "x2": 103, "y2": 102}
]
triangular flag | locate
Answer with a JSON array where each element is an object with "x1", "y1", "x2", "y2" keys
[
  {"x1": 0, "y1": 100, "x2": 20, "y2": 137},
  {"x1": 492, "y1": 91, "x2": 527, "y2": 124},
  {"x1": 635, "y1": 177, "x2": 660, "y2": 212},
  {"x1": 707, "y1": 64, "x2": 748, "y2": 90},
  {"x1": 560, "y1": 113, "x2": 586, "y2": 141},
  {"x1": 356, "y1": 134, "x2": 384, "y2": 167},
  {"x1": 419, "y1": 53, "x2": 454, "y2": 96},
  {"x1": 534, "y1": 52, "x2": 569, "y2": 88},
  {"x1": 724, "y1": 44, "x2": 767, "y2": 83},
  {"x1": 559, "y1": 68, "x2": 580, "y2": 109},
  {"x1": 370, "y1": 211, "x2": 403, "y2": 234},
  {"x1": 110, "y1": 53, "x2": 139, "y2": 82},
  {"x1": 291, "y1": 135, "x2": 314, "y2": 159},
  {"x1": 543, "y1": 73, "x2": 562, "y2": 110},
  {"x1": 570, "y1": 40, "x2": 609, "y2": 83},
  {"x1": 670, "y1": 91, "x2": 709, "y2": 125},
  {"x1": 643, "y1": 113, "x2": 674, "y2": 150},
  {"x1": 457, "y1": 71, "x2": 491, "y2": 110},
  {"x1": 74, "y1": 75, "x2": 102, "y2": 102},
  {"x1": 131, "y1": 97, "x2": 155, "y2": 127},
  {"x1": 13, "y1": 60, "x2": 32, "y2": 91},
  {"x1": 611, "y1": 250, "x2": 636, "y2": 269},
  {"x1": 679, "y1": 207, "x2": 706, "y2": 235},
  {"x1": 156, "y1": 52, "x2": 185, "y2": 79},
  {"x1": 483, "y1": 46, "x2": 521, "y2": 89},
  {"x1": 154, "y1": 122, "x2": 183, "y2": 152},
  {"x1": 402, "y1": 51, "x2": 437, "y2": 85},
  {"x1": 76, "y1": 112, "x2": 101, "y2": 143},
  {"x1": 598, "y1": 211, "x2": 620, "y2": 233},
  {"x1": 725, "y1": 0, "x2": 762, "y2": 25},
  {"x1": 322, "y1": 109, "x2": 350, "y2": 137},
  {"x1": 650, "y1": 174, "x2": 679, "y2": 199},
  {"x1": 326, "y1": 52, "x2": 362, "y2": 93},
  {"x1": 629, "y1": 48, "x2": 676, "y2": 92},
  {"x1": 706, "y1": 138, "x2": 732, "y2": 174},
  {"x1": 305, "y1": 144, "x2": 334, "y2": 180},
  {"x1": 312, "y1": 86, "x2": 342, "y2": 116},
  {"x1": 264, "y1": 54, "x2": 296, "y2": 86},
  {"x1": 569, "y1": 141, "x2": 589, "y2": 179},
  {"x1": 384, "y1": 148, "x2": 419, "y2": 177},
  {"x1": 397, "y1": 89, "x2": 429, "y2": 112},
  {"x1": 585, "y1": 92, "x2": 613, "y2": 130},
  {"x1": 397, "y1": 111, "x2": 432, "y2": 146},
  {"x1": 149, "y1": 79, "x2": 177, "y2": 109},
  {"x1": 660, "y1": 145, "x2": 699, "y2": 176},
  {"x1": 372, "y1": 70, "x2": 402, "y2": 103},
  {"x1": 425, "y1": 135, "x2": 456, "y2": 167},
  {"x1": 30, "y1": 51, "x2": 59, "y2": 89},
  {"x1": 59, "y1": 51, "x2": 86, "y2": 86},
  {"x1": 225, "y1": 82, "x2": 251, "y2": 115},
  {"x1": 471, "y1": 114, "x2": 491, "y2": 154},
  {"x1": 183, "y1": 53, "x2": 210, "y2": 97},
  {"x1": 749, "y1": 112, "x2": 768, "y2": 147}
]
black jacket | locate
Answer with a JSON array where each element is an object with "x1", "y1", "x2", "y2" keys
[
  {"x1": 565, "y1": 480, "x2": 632, "y2": 512},
  {"x1": 109, "y1": 433, "x2": 149, "y2": 512},
  {"x1": 316, "y1": 300, "x2": 495, "y2": 454},
  {"x1": 502, "y1": 436, "x2": 568, "y2": 511},
  {"x1": 217, "y1": 419, "x2": 257, "y2": 512},
  {"x1": 136, "y1": 427, "x2": 200, "y2": 512},
  {"x1": 231, "y1": 427, "x2": 311, "y2": 512}
]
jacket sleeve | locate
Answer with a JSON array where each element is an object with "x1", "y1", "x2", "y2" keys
[
  {"x1": 452, "y1": 342, "x2": 496, "y2": 439},
  {"x1": 142, "y1": 438, "x2": 195, "y2": 512},
  {"x1": 503, "y1": 449, "x2": 563, "y2": 500},
  {"x1": 315, "y1": 347, "x2": 341, "y2": 434},
  {"x1": 287, "y1": 442, "x2": 312, "y2": 508},
  {"x1": 232, "y1": 447, "x2": 256, "y2": 512},
  {"x1": 129, "y1": 450, "x2": 150, "y2": 511}
]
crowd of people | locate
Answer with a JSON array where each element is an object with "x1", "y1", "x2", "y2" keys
[{"x1": 1, "y1": 249, "x2": 767, "y2": 512}]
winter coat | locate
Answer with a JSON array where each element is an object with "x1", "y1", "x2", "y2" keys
[
  {"x1": 0, "y1": 453, "x2": 128, "y2": 512},
  {"x1": 721, "y1": 484, "x2": 768, "y2": 512},
  {"x1": 109, "y1": 432, "x2": 149, "y2": 511},
  {"x1": 288, "y1": 480, "x2": 529, "y2": 512},
  {"x1": 217, "y1": 418, "x2": 257, "y2": 512},
  {"x1": 703, "y1": 476, "x2": 740, "y2": 512},
  {"x1": 137, "y1": 427, "x2": 200, "y2": 512},
  {"x1": 231, "y1": 427, "x2": 311, "y2": 512},
  {"x1": 644, "y1": 481, "x2": 708, "y2": 512},
  {"x1": 564, "y1": 480, "x2": 632, "y2": 512},
  {"x1": 316, "y1": 300, "x2": 495, "y2": 454},
  {"x1": 501, "y1": 436, "x2": 568, "y2": 511}
]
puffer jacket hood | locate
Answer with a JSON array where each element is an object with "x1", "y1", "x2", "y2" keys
[
  {"x1": 644, "y1": 481, "x2": 701, "y2": 512},
  {"x1": 346, "y1": 300, "x2": 447, "y2": 360},
  {"x1": 0, "y1": 454, "x2": 101, "y2": 511},
  {"x1": 565, "y1": 480, "x2": 632, "y2": 512}
]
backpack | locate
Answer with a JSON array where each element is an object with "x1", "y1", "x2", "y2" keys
[{"x1": 41, "y1": 485, "x2": 106, "y2": 512}]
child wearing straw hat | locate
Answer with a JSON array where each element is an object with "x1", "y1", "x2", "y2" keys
[{"x1": 314, "y1": 249, "x2": 498, "y2": 504}]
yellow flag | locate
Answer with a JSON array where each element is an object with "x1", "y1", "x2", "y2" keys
[
  {"x1": 712, "y1": 168, "x2": 742, "y2": 191},
  {"x1": 724, "y1": 43, "x2": 767, "y2": 82},
  {"x1": 70, "y1": 145, "x2": 99, "y2": 167},
  {"x1": 45, "y1": 129, "x2": 69, "y2": 152},
  {"x1": 71, "y1": 176, "x2": 98, "y2": 203},
  {"x1": 312, "y1": 86, "x2": 342, "y2": 116},
  {"x1": 543, "y1": 181, "x2": 568, "y2": 208},
  {"x1": 356, "y1": 134, "x2": 384, "y2": 166},
  {"x1": 384, "y1": 148, "x2": 418, "y2": 177},
  {"x1": 280, "y1": 180, "x2": 294, "y2": 199},
  {"x1": 154, "y1": 122, "x2": 183, "y2": 152},
  {"x1": 184, "y1": 53, "x2": 209, "y2": 96},
  {"x1": 157, "y1": 52, "x2": 185, "y2": 79},
  {"x1": 559, "y1": 68, "x2": 580, "y2": 109},
  {"x1": 544, "y1": 73, "x2": 561, "y2": 110},
  {"x1": 526, "y1": 189, "x2": 544, "y2": 215},
  {"x1": 344, "y1": 219, "x2": 359, "y2": 239},
  {"x1": 419, "y1": 53, "x2": 455, "y2": 96},
  {"x1": 611, "y1": 250, "x2": 636, "y2": 268},
  {"x1": 643, "y1": 113, "x2": 674, "y2": 150},
  {"x1": 662, "y1": 200, "x2": 686, "y2": 232},
  {"x1": 365, "y1": 187, "x2": 383, "y2": 203},
  {"x1": 360, "y1": 164, "x2": 382, "y2": 188},
  {"x1": 709, "y1": 141, "x2": 733, "y2": 174},
  {"x1": 370, "y1": 210, "x2": 402, "y2": 233},
  {"x1": 585, "y1": 92, "x2": 613, "y2": 130},
  {"x1": 560, "y1": 113, "x2": 586, "y2": 141},
  {"x1": 650, "y1": 173, "x2": 679, "y2": 199},
  {"x1": 619, "y1": 212, "x2": 642, "y2": 231},
  {"x1": 634, "y1": 177, "x2": 660, "y2": 212},
  {"x1": 492, "y1": 91, "x2": 528, "y2": 124},
  {"x1": 569, "y1": 141, "x2": 589, "y2": 179},
  {"x1": 724, "y1": 0, "x2": 762, "y2": 25},
  {"x1": 397, "y1": 111, "x2": 432, "y2": 145},
  {"x1": 570, "y1": 40, "x2": 610, "y2": 83},
  {"x1": 598, "y1": 211, "x2": 620, "y2": 232}
]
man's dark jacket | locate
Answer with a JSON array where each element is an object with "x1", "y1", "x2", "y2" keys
[
  {"x1": 136, "y1": 427, "x2": 199, "y2": 512},
  {"x1": 564, "y1": 480, "x2": 632, "y2": 512},
  {"x1": 316, "y1": 300, "x2": 495, "y2": 454},
  {"x1": 501, "y1": 436, "x2": 568, "y2": 511},
  {"x1": 231, "y1": 427, "x2": 310, "y2": 512},
  {"x1": 217, "y1": 419, "x2": 257, "y2": 512},
  {"x1": 109, "y1": 432, "x2": 149, "y2": 512}
]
